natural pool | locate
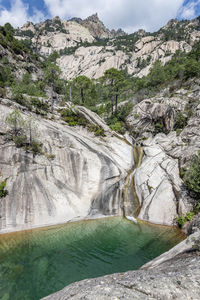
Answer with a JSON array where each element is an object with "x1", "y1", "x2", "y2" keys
[{"x1": 0, "y1": 217, "x2": 185, "y2": 300}]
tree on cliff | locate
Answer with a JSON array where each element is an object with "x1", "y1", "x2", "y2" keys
[
  {"x1": 102, "y1": 68, "x2": 125, "y2": 114},
  {"x1": 6, "y1": 109, "x2": 24, "y2": 137},
  {"x1": 43, "y1": 63, "x2": 63, "y2": 112},
  {"x1": 6, "y1": 110, "x2": 42, "y2": 154},
  {"x1": 184, "y1": 151, "x2": 200, "y2": 198},
  {"x1": 72, "y1": 75, "x2": 92, "y2": 104},
  {"x1": 69, "y1": 75, "x2": 97, "y2": 107},
  {"x1": 24, "y1": 115, "x2": 39, "y2": 147}
]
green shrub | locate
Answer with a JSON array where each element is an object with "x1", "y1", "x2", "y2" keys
[
  {"x1": 110, "y1": 122, "x2": 126, "y2": 134},
  {"x1": 44, "y1": 153, "x2": 56, "y2": 160},
  {"x1": 68, "y1": 121, "x2": 77, "y2": 126},
  {"x1": 60, "y1": 108, "x2": 87, "y2": 127},
  {"x1": 94, "y1": 128, "x2": 105, "y2": 137},
  {"x1": 176, "y1": 128, "x2": 182, "y2": 136},
  {"x1": 154, "y1": 122, "x2": 164, "y2": 134},
  {"x1": 87, "y1": 124, "x2": 106, "y2": 136},
  {"x1": 134, "y1": 113, "x2": 139, "y2": 119},
  {"x1": 0, "y1": 181, "x2": 8, "y2": 198},
  {"x1": 184, "y1": 151, "x2": 200, "y2": 196},
  {"x1": 179, "y1": 167, "x2": 186, "y2": 179},
  {"x1": 13, "y1": 135, "x2": 27, "y2": 147},
  {"x1": 175, "y1": 112, "x2": 187, "y2": 129},
  {"x1": 185, "y1": 211, "x2": 195, "y2": 221},
  {"x1": 105, "y1": 103, "x2": 133, "y2": 135},
  {"x1": 11, "y1": 73, "x2": 46, "y2": 98},
  {"x1": 26, "y1": 141, "x2": 43, "y2": 155},
  {"x1": 176, "y1": 211, "x2": 195, "y2": 228},
  {"x1": 0, "y1": 65, "x2": 14, "y2": 87},
  {"x1": 194, "y1": 202, "x2": 200, "y2": 214},
  {"x1": 176, "y1": 215, "x2": 187, "y2": 227},
  {"x1": 12, "y1": 91, "x2": 32, "y2": 109},
  {"x1": 30, "y1": 97, "x2": 49, "y2": 111}
]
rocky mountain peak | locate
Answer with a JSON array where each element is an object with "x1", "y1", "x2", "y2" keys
[
  {"x1": 137, "y1": 29, "x2": 147, "y2": 37},
  {"x1": 52, "y1": 16, "x2": 61, "y2": 24},
  {"x1": 164, "y1": 18, "x2": 179, "y2": 29},
  {"x1": 80, "y1": 13, "x2": 115, "y2": 38},
  {"x1": 85, "y1": 13, "x2": 100, "y2": 23},
  {"x1": 111, "y1": 28, "x2": 126, "y2": 37},
  {"x1": 69, "y1": 17, "x2": 82, "y2": 24}
]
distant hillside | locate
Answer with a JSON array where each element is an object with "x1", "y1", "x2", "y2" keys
[{"x1": 14, "y1": 15, "x2": 200, "y2": 80}]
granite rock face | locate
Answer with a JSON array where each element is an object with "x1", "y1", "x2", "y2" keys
[
  {"x1": 126, "y1": 96, "x2": 187, "y2": 136},
  {"x1": 134, "y1": 144, "x2": 188, "y2": 225},
  {"x1": 57, "y1": 46, "x2": 128, "y2": 80},
  {"x1": 0, "y1": 89, "x2": 196, "y2": 232},
  {"x1": 15, "y1": 16, "x2": 200, "y2": 79},
  {"x1": 57, "y1": 38, "x2": 194, "y2": 80},
  {"x1": 0, "y1": 99, "x2": 133, "y2": 233},
  {"x1": 126, "y1": 83, "x2": 200, "y2": 225}
]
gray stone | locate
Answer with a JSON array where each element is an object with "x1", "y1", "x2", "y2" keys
[{"x1": 0, "y1": 99, "x2": 133, "y2": 233}]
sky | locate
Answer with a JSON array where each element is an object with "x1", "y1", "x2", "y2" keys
[{"x1": 0, "y1": 0, "x2": 200, "y2": 33}]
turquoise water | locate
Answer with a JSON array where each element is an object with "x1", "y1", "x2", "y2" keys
[{"x1": 0, "y1": 217, "x2": 185, "y2": 300}]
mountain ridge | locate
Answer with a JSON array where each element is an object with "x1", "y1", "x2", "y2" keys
[{"x1": 15, "y1": 15, "x2": 200, "y2": 79}]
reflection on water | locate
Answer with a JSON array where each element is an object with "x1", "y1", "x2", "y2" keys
[{"x1": 0, "y1": 217, "x2": 185, "y2": 300}]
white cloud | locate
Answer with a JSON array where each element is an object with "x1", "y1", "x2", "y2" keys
[
  {"x1": 0, "y1": 0, "x2": 46, "y2": 27},
  {"x1": 44, "y1": 0, "x2": 185, "y2": 33},
  {"x1": 179, "y1": 0, "x2": 200, "y2": 19}
]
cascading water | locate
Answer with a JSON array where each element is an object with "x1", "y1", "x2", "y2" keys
[{"x1": 122, "y1": 141, "x2": 144, "y2": 221}]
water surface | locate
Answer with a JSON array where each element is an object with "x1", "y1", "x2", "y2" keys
[{"x1": 0, "y1": 217, "x2": 185, "y2": 300}]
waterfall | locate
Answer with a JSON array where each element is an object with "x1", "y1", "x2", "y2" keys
[
  {"x1": 122, "y1": 144, "x2": 144, "y2": 221},
  {"x1": 88, "y1": 133, "x2": 144, "y2": 221}
]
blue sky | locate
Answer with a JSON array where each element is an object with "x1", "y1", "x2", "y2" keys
[{"x1": 0, "y1": 0, "x2": 200, "y2": 32}]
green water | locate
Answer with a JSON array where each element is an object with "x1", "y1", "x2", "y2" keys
[{"x1": 0, "y1": 217, "x2": 185, "y2": 300}]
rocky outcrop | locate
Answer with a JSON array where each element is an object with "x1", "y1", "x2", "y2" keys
[
  {"x1": 57, "y1": 38, "x2": 193, "y2": 80},
  {"x1": 134, "y1": 143, "x2": 189, "y2": 225},
  {"x1": 127, "y1": 82, "x2": 200, "y2": 169},
  {"x1": 0, "y1": 99, "x2": 133, "y2": 233},
  {"x1": 57, "y1": 46, "x2": 128, "y2": 80},
  {"x1": 1, "y1": 84, "x2": 199, "y2": 232},
  {"x1": 126, "y1": 97, "x2": 181, "y2": 135},
  {"x1": 0, "y1": 40, "x2": 42, "y2": 81},
  {"x1": 80, "y1": 13, "x2": 112, "y2": 38},
  {"x1": 16, "y1": 18, "x2": 95, "y2": 57},
  {"x1": 15, "y1": 16, "x2": 200, "y2": 79},
  {"x1": 15, "y1": 14, "x2": 125, "y2": 57},
  {"x1": 125, "y1": 82, "x2": 200, "y2": 225},
  {"x1": 41, "y1": 233, "x2": 200, "y2": 300},
  {"x1": 70, "y1": 13, "x2": 125, "y2": 39},
  {"x1": 79, "y1": 13, "x2": 126, "y2": 39}
]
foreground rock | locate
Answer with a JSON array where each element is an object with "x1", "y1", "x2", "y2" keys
[{"x1": 42, "y1": 231, "x2": 200, "y2": 300}]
